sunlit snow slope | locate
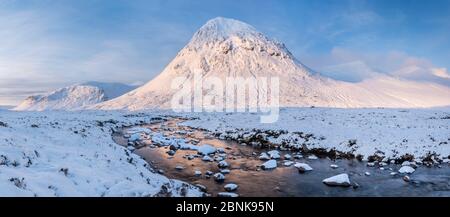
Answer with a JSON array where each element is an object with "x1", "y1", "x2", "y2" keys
[{"x1": 94, "y1": 17, "x2": 450, "y2": 110}]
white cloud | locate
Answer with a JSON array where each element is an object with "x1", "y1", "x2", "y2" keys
[
  {"x1": 431, "y1": 68, "x2": 450, "y2": 79},
  {"x1": 302, "y1": 47, "x2": 450, "y2": 86}
]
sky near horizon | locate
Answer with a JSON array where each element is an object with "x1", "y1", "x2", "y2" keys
[{"x1": 1, "y1": 0, "x2": 449, "y2": 105}]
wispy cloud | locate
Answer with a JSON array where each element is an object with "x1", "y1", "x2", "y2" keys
[{"x1": 302, "y1": 47, "x2": 450, "y2": 86}]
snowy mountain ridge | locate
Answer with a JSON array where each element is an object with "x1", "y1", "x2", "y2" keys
[
  {"x1": 94, "y1": 17, "x2": 450, "y2": 110},
  {"x1": 13, "y1": 82, "x2": 137, "y2": 111}
]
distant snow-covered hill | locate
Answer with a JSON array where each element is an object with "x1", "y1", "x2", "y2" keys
[
  {"x1": 13, "y1": 82, "x2": 137, "y2": 111},
  {"x1": 94, "y1": 17, "x2": 450, "y2": 110}
]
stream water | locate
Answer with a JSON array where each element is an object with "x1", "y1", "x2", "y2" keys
[{"x1": 112, "y1": 119, "x2": 450, "y2": 197}]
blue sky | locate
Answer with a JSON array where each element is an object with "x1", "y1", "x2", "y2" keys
[{"x1": 1, "y1": 0, "x2": 449, "y2": 105}]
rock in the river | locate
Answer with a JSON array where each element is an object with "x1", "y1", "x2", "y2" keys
[
  {"x1": 157, "y1": 169, "x2": 165, "y2": 174},
  {"x1": 220, "y1": 169, "x2": 230, "y2": 174},
  {"x1": 294, "y1": 163, "x2": 313, "y2": 173},
  {"x1": 259, "y1": 152, "x2": 270, "y2": 160},
  {"x1": 218, "y1": 153, "x2": 227, "y2": 158},
  {"x1": 169, "y1": 144, "x2": 178, "y2": 151},
  {"x1": 308, "y1": 155, "x2": 318, "y2": 160},
  {"x1": 294, "y1": 154, "x2": 303, "y2": 159},
  {"x1": 283, "y1": 161, "x2": 294, "y2": 167},
  {"x1": 194, "y1": 170, "x2": 202, "y2": 176},
  {"x1": 197, "y1": 144, "x2": 216, "y2": 155},
  {"x1": 127, "y1": 146, "x2": 135, "y2": 151},
  {"x1": 401, "y1": 161, "x2": 411, "y2": 166},
  {"x1": 367, "y1": 162, "x2": 376, "y2": 167},
  {"x1": 402, "y1": 161, "x2": 418, "y2": 168},
  {"x1": 330, "y1": 164, "x2": 339, "y2": 169},
  {"x1": 322, "y1": 173, "x2": 351, "y2": 187},
  {"x1": 284, "y1": 154, "x2": 292, "y2": 160},
  {"x1": 390, "y1": 172, "x2": 398, "y2": 176},
  {"x1": 217, "y1": 148, "x2": 225, "y2": 153},
  {"x1": 167, "y1": 150, "x2": 176, "y2": 156},
  {"x1": 365, "y1": 172, "x2": 371, "y2": 176},
  {"x1": 403, "y1": 175, "x2": 410, "y2": 182},
  {"x1": 214, "y1": 156, "x2": 224, "y2": 162},
  {"x1": 268, "y1": 150, "x2": 281, "y2": 159},
  {"x1": 128, "y1": 133, "x2": 141, "y2": 142},
  {"x1": 195, "y1": 184, "x2": 207, "y2": 192},
  {"x1": 175, "y1": 165, "x2": 184, "y2": 170},
  {"x1": 261, "y1": 160, "x2": 277, "y2": 170},
  {"x1": 213, "y1": 173, "x2": 225, "y2": 182},
  {"x1": 187, "y1": 155, "x2": 195, "y2": 160},
  {"x1": 206, "y1": 170, "x2": 214, "y2": 176},
  {"x1": 379, "y1": 162, "x2": 388, "y2": 167},
  {"x1": 224, "y1": 183, "x2": 239, "y2": 192},
  {"x1": 217, "y1": 192, "x2": 239, "y2": 197},
  {"x1": 399, "y1": 166, "x2": 415, "y2": 174},
  {"x1": 218, "y1": 160, "x2": 229, "y2": 169},
  {"x1": 202, "y1": 156, "x2": 213, "y2": 162}
]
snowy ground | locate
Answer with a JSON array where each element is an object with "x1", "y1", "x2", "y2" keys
[
  {"x1": 180, "y1": 107, "x2": 450, "y2": 163},
  {"x1": 1, "y1": 107, "x2": 449, "y2": 196},
  {"x1": 0, "y1": 110, "x2": 201, "y2": 197}
]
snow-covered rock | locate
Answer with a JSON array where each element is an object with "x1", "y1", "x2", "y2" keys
[
  {"x1": 308, "y1": 155, "x2": 318, "y2": 160},
  {"x1": 218, "y1": 161, "x2": 229, "y2": 168},
  {"x1": 268, "y1": 150, "x2": 281, "y2": 159},
  {"x1": 202, "y1": 156, "x2": 213, "y2": 162},
  {"x1": 283, "y1": 161, "x2": 294, "y2": 167},
  {"x1": 330, "y1": 164, "x2": 339, "y2": 169},
  {"x1": 261, "y1": 160, "x2": 277, "y2": 170},
  {"x1": 367, "y1": 162, "x2": 376, "y2": 167},
  {"x1": 323, "y1": 174, "x2": 351, "y2": 187},
  {"x1": 217, "y1": 192, "x2": 239, "y2": 197},
  {"x1": 220, "y1": 169, "x2": 231, "y2": 174},
  {"x1": 213, "y1": 173, "x2": 225, "y2": 182},
  {"x1": 284, "y1": 154, "x2": 292, "y2": 160},
  {"x1": 224, "y1": 183, "x2": 238, "y2": 192},
  {"x1": 399, "y1": 166, "x2": 415, "y2": 174},
  {"x1": 294, "y1": 163, "x2": 313, "y2": 172},
  {"x1": 197, "y1": 144, "x2": 216, "y2": 155},
  {"x1": 259, "y1": 153, "x2": 270, "y2": 161}
]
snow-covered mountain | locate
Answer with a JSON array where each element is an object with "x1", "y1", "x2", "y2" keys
[
  {"x1": 13, "y1": 82, "x2": 137, "y2": 111},
  {"x1": 95, "y1": 17, "x2": 450, "y2": 110}
]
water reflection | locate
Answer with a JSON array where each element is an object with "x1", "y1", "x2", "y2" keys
[{"x1": 113, "y1": 119, "x2": 450, "y2": 197}]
